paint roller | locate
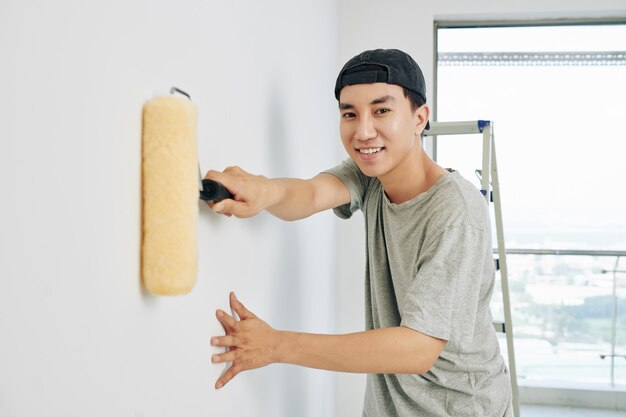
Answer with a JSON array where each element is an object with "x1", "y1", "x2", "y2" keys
[{"x1": 141, "y1": 87, "x2": 232, "y2": 296}]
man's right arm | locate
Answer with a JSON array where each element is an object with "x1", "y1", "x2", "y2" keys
[{"x1": 204, "y1": 166, "x2": 350, "y2": 221}]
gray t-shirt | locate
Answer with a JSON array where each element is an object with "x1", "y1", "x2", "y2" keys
[{"x1": 326, "y1": 159, "x2": 512, "y2": 417}]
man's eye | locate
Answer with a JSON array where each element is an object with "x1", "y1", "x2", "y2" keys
[
  {"x1": 376, "y1": 108, "x2": 390, "y2": 114},
  {"x1": 342, "y1": 113, "x2": 356, "y2": 119}
]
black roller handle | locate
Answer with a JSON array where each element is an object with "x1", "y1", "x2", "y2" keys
[{"x1": 199, "y1": 179, "x2": 234, "y2": 203}]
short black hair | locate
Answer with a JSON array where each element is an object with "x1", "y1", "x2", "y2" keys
[{"x1": 403, "y1": 87, "x2": 426, "y2": 112}]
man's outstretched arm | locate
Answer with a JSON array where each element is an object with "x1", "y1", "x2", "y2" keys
[
  {"x1": 204, "y1": 166, "x2": 350, "y2": 220},
  {"x1": 210, "y1": 293, "x2": 447, "y2": 389}
]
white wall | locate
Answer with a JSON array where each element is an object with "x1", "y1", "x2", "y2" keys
[
  {"x1": 0, "y1": 1, "x2": 339, "y2": 416},
  {"x1": 335, "y1": 1, "x2": 626, "y2": 416},
  {"x1": 4, "y1": 1, "x2": 626, "y2": 416}
]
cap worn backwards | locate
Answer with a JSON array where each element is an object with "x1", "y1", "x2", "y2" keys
[{"x1": 334, "y1": 49, "x2": 429, "y2": 130}]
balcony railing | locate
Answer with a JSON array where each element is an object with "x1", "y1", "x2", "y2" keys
[{"x1": 491, "y1": 248, "x2": 626, "y2": 389}]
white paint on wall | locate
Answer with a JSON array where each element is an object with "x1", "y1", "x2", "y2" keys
[{"x1": 0, "y1": 1, "x2": 339, "y2": 416}]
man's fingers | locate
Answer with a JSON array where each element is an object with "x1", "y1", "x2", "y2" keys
[
  {"x1": 212, "y1": 200, "x2": 256, "y2": 219},
  {"x1": 204, "y1": 169, "x2": 230, "y2": 184},
  {"x1": 203, "y1": 170, "x2": 237, "y2": 200},
  {"x1": 212, "y1": 199, "x2": 235, "y2": 214},
  {"x1": 230, "y1": 292, "x2": 255, "y2": 320},
  {"x1": 211, "y1": 335, "x2": 239, "y2": 348},
  {"x1": 215, "y1": 364, "x2": 241, "y2": 389},
  {"x1": 204, "y1": 167, "x2": 243, "y2": 192},
  {"x1": 216, "y1": 309, "x2": 237, "y2": 330},
  {"x1": 211, "y1": 349, "x2": 238, "y2": 364},
  {"x1": 224, "y1": 165, "x2": 246, "y2": 175}
]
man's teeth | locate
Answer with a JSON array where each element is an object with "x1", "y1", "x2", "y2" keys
[{"x1": 359, "y1": 148, "x2": 382, "y2": 154}]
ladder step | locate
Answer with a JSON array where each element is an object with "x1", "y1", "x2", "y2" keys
[{"x1": 493, "y1": 321, "x2": 506, "y2": 333}]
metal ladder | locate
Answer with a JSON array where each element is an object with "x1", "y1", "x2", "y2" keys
[{"x1": 423, "y1": 120, "x2": 521, "y2": 417}]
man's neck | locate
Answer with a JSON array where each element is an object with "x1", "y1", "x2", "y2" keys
[{"x1": 380, "y1": 148, "x2": 447, "y2": 204}]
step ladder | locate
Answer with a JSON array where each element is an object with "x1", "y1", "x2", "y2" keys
[{"x1": 423, "y1": 120, "x2": 520, "y2": 417}]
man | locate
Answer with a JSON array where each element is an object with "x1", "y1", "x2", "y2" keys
[{"x1": 207, "y1": 49, "x2": 513, "y2": 416}]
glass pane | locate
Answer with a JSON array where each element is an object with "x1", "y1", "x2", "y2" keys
[
  {"x1": 436, "y1": 25, "x2": 626, "y2": 250},
  {"x1": 438, "y1": 24, "x2": 626, "y2": 389},
  {"x1": 436, "y1": 64, "x2": 626, "y2": 250},
  {"x1": 614, "y1": 258, "x2": 626, "y2": 386},
  {"x1": 493, "y1": 254, "x2": 618, "y2": 385},
  {"x1": 438, "y1": 25, "x2": 626, "y2": 52}
]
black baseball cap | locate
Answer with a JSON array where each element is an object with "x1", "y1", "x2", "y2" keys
[{"x1": 335, "y1": 49, "x2": 430, "y2": 129}]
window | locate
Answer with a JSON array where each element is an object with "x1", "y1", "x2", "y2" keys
[{"x1": 435, "y1": 23, "x2": 626, "y2": 390}]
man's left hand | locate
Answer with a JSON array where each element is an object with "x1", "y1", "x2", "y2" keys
[{"x1": 211, "y1": 292, "x2": 281, "y2": 389}]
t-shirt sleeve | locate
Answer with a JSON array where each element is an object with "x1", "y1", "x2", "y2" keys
[
  {"x1": 323, "y1": 159, "x2": 370, "y2": 219},
  {"x1": 400, "y1": 224, "x2": 490, "y2": 346}
]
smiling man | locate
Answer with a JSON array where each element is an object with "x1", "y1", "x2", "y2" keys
[{"x1": 206, "y1": 49, "x2": 513, "y2": 417}]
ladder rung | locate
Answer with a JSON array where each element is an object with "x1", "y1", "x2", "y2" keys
[{"x1": 493, "y1": 321, "x2": 506, "y2": 333}]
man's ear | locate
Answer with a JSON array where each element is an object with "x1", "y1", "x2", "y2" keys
[{"x1": 414, "y1": 104, "x2": 430, "y2": 135}]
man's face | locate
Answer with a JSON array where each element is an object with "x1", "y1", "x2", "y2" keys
[{"x1": 338, "y1": 83, "x2": 429, "y2": 179}]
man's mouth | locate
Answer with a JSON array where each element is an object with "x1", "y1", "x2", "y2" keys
[{"x1": 358, "y1": 147, "x2": 383, "y2": 155}]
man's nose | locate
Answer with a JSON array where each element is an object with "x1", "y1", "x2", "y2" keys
[{"x1": 355, "y1": 115, "x2": 376, "y2": 141}]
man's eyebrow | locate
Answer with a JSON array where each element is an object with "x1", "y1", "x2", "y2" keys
[
  {"x1": 339, "y1": 95, "x2": 396, "y2": 110},
  {"x1": 370, "y1": 95, "x2": 396, "y2": 105}
]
